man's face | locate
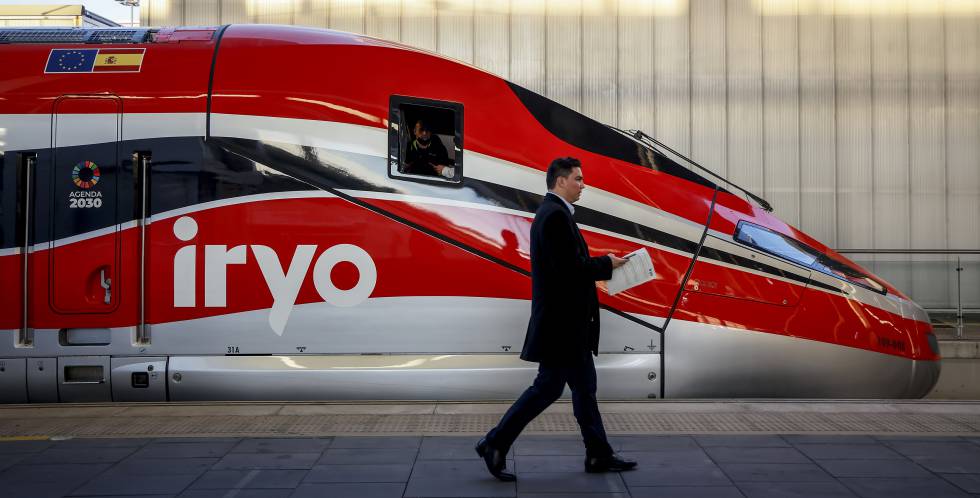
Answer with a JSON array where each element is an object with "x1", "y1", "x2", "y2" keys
[
  {"x1": 557, "y1": 167, "x2": 585, "y2": 203},
  {"x1": 414, "y1": 122, "x2": 431, "y2": 142}
]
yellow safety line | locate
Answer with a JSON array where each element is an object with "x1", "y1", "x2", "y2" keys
[{"x1": 0, "y1": 436, "x2": 50, "y2": 441}]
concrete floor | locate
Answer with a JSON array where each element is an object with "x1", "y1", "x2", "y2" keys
[
  {"x1": 3, "y1": 396, "x2": 980, "y2": 497},
  {"x1": 3, "y1": 400, "x2": 980, "y2": 438},
  {"x1": 2, "y1": 433, "x2": 980, "y2": 497}
]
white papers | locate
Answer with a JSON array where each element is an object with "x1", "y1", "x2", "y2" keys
[{"x1": 606, "y1": 248, "x2": 656, "y2": 295}]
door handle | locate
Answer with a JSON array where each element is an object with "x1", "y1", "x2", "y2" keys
[{"x1": 100, "y1": 269, "x2": 111, "y2": 304}]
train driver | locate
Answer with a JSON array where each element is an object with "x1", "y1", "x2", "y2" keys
[{"x1": 404, "y1": 119, "x2": 455, "y2": 179}]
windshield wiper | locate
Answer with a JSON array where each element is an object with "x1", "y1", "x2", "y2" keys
[{"x1": 613, "y1": 127, "x2": 774, "y2": 213}]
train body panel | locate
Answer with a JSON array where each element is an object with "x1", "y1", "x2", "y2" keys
[{"x1": 0, "y1": 24, "x2": 939, "y2": 402}]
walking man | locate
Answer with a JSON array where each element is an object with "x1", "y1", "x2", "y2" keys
[{"x1": 476, "y1": 157, "x2": 638, "y2": 481}]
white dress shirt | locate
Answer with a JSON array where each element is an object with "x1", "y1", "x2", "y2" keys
[{"x1": 547, "y1": 191, "x2": 575, "y2": 215}]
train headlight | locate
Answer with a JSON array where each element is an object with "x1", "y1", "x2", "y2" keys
[{"x1": 925, "y1": 333, "x2": 940, "y2": 356}]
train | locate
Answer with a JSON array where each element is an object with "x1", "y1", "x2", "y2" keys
[{"x1": 0, "y1": 24, "x2": 940, "y2": 403}]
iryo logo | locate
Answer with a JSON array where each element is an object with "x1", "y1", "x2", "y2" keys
[{"x1": 171, "y1": 216, "x2": 377, "y2": 336}]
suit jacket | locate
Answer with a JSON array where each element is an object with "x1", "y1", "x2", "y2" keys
[{"x1": 520, "y1": 193, "x2": 613, "y2": 364}]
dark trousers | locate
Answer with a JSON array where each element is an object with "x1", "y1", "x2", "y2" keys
[{"x1": 485, "y1": 352, "x2": 613, "y2": 458}]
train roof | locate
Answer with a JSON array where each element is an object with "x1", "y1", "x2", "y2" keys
[{"x1": 0, "y1": 24, "x2": 442, "y2": 52}]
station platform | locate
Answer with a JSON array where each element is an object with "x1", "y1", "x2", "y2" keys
[{"x1": 3, "y1": 400, "x2": 980, "y2": 497}]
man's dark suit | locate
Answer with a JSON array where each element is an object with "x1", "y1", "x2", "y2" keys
[{"x1": 485, "y1": 192, "x2": 614, "y2": 458}]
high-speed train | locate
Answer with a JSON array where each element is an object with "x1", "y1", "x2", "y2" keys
[{"x1": 0, "y1": 25, "x2": 940, "y2": 403}]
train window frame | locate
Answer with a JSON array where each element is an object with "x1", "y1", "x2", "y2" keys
[
  {"x1": 387, "y1": 95, "x2": 464, "y2": 187},
  {"x1": 733, "y1": 220, "x2": 887, "y2": 295}
]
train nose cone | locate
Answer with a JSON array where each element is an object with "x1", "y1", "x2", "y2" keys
[{"x1": 910, "y1": 358, "x2": 941, "y2": 398}]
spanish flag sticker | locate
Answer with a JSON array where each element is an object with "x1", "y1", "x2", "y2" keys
[{"x1": 93, "y1": 48, "x2": 145, "y2": 72}]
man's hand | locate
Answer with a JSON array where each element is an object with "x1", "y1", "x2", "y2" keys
[
  {"x1": 433, "y1": 164, "x2": 445, "y2": 175},
  {"x1": 608, "y1": 254, "x2": 628, "y2": 269}
]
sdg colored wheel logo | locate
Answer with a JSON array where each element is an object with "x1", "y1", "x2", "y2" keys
[{"x1": 72, "y1": 161, "x2": 101, "y2": 189}]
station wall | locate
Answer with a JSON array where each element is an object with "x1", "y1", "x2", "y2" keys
[{"x1": 140, "y1": 0, "x2": 978, "y2": 310}]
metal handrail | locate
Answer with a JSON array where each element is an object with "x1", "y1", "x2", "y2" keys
[{"x1": 835, "y1": 248, "x2": 978, "y2": 337}]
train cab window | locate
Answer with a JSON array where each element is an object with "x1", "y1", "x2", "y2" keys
[
  {"x1": 735, "y1": 221, "x2": 886, "y2": 294},
  {"x1": 735, "y1": 222, "x2": 820, "y2": 268},
  {"x1": 814, "y1": 254, "x2": 887, "y2": 294},
  {"x1": 388, "y1": 96, "x2": 463, "y2": 185}
]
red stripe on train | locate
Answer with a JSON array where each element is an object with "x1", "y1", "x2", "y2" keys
[{"x1": 1, "y1": 196, "x2": 934, "y2": 360}]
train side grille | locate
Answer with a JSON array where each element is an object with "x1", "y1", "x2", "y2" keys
[{"x1": 0, "y1": 28, "x2": 153, "y2": 44}]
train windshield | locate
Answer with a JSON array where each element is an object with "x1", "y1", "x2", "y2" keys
[
  {"x1": 735, "y1": 222, "x2": 821, "y2": 267},
  {"x1": 813, "y1": 254, "x2": 887, "y2": 294},
  {"x1": 735, "y1": 221, "x2": 886, "y2": 295}
]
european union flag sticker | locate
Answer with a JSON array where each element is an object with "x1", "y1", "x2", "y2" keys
[{"x1": 45, "y1": 49, "x2": 98, "y2": 73}]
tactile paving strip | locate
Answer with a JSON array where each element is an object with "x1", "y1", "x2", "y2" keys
[{"x1": 2, "y1": 402, "x2": 980, "y2": 438}]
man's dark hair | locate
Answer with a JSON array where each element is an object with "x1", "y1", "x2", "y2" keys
[{"x1": 546, "y1": 157, "x2": 581, "y2": 190}]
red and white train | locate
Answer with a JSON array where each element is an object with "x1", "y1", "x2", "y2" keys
[{"x1": 0, "y1": 25, "x2": 940, "y2": 403}]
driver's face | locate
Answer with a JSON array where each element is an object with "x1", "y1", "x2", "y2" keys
[{"x1": 414, "y1": 123, "x2": 431, "y2": 141}]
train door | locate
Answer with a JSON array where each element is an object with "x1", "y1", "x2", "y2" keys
[
  {"x1": 46, "y1": 96, "x2": 126, "y2": 401},
  {"x1": 51, "y1": 96, "x2": 122, "y2": 315}
]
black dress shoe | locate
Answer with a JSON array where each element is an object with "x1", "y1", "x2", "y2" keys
[
  {"x1": 475, "y1": 437, "x2": 516, "y2": 482},
  {"x1": 584, "y1": 453, "x2": 638, "y2": 473}
]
